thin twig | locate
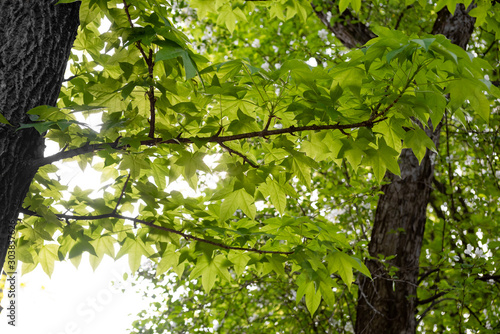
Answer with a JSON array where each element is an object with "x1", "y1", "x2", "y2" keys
[
  {"x1": 417, "y1": 268, "x2": 440, "y2": 285},
  {"x1": 219, "y1": 142, "x2": 259, "y2": 168},
  {"x1": 394, "y1": 5, "x2": 413, "y2": 30},
  {"x1": 416, "y1": 298, "x2": 456, "y2": 325},
  {"x1": 62, "y1": 75, "x2": 79, "y2": 82},
  {"x1": 416, "y1": 291, "x2": 448, "y2": 305},
  {"x1": 263, "y1": 115, "x2": 274, "y2": 132},
  {"x1": 123, "y1": 0, "x2": 156, "y2": 138},
  {"x1": 113, "y1": 173, "x2": 131, "y2": 213}
]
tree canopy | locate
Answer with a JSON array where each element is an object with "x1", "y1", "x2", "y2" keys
[{"x1": 1, "y1": 0, "x2": 500, "y2": 333}]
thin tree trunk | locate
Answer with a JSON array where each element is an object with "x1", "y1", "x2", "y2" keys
[
  {"x1": 0, "y1": 0, "x2": 80, "y2": 271},
  {"x1": 354, "y1": 4, "x2": 476, "y2": 334}
]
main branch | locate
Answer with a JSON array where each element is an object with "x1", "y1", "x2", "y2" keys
[
  {"x1": 35, "y1": 116, "x2": 387, "y2": 167},
  {"x1": 19, "y1": 208, "x2": 294, "y2": 255}
]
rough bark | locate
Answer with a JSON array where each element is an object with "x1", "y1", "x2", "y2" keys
[
  {"x1": 354, "y1": 4, "x2": 476, "y2": 334},
  {"x1": 311, "y1": 2, "x2": 376, "y2": 48},
  {"x1": 0, "y1": 0, "x2": 80, "y2": 271},
  {"x1": 354, "y1": 125, "x2": 441, "y2": 334}
]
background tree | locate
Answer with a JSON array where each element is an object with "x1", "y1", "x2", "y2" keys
[{"x1": 0, "y1": 1, "x2": 499, "y2": 333}]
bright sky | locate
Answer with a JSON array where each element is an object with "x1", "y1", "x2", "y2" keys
[
  {"x1": 0, "y1": 257, "x2": 149, "y2": 334},
  {"x1": 0, "y1": 112, "x2": 151, "y2": 333}
]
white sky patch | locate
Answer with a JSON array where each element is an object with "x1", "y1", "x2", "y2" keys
[
  {"x1": 306, "y1": 57, "x2": 318, "y2": 67},
  {"x1": 0, "y1": 256, "x2": 149, "y2": 333}
]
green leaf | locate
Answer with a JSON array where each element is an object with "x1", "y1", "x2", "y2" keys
[
  {"x1": 348, "y1": 256, "x2": 372, "y2": 279},
  {"x1": 190, "y1": 255, "x2": 230, "y2": 293},
  {"x1": 228, "y1": 251, "x2": 250, "y2": 277},
  {"x1": 332, "y1": 67, "x2": 364, "y2": 97},
  {"x1": 156, "y1": 41, "x2": 198, "y2": 80},
  {"x1": 429, "y1": 42, "x2": 458, "y2": 64},
  {"x1": 288, "y1": 151, "x2": 318, "y2": 189},
  {"x1": 116, "y1": 238, "x2": 153, "y2": 273},
  {"x1": 0, "y1": 111, "x2": 11, "y2": 125},
  {"x1": 79, "y1": 0, "x2": 100, "y2": 28},
  {"x1": 119, "y1": 154, "x2": 150, "y2": 179},
  {"x1": 190, "y1": 0, "x2": 216, "y2": 18},
  {"x1": 327, "y1": 251, "x2": 354, "y2": 290},
  {"x1": 304, "y1": 281, "x2": 322, "y2": 315},
  {"x1": 329, "y1": 84, "x2": 343, "y2": 104},
  {"x1": 446, "y1": 78, "x2": 490, "y2": 123},
  {"x1": 150, "y1": 159, "x2": 169, "y2": 190},
  {"x1": 227, "y1": 109, "x2": 260, "y2": 134},
  {"x1": 264, "y1": 178, "x2": 287, "y2": 216},
  {"x1": 338, "y1": 0, "x2": 350, "y2": 13},
  {"x1": 39, "y1": 244, "x2": 59, "y2": 277},
  {"x1": 174, "y1": 151, "x2": 210, "y2": 190},
  {"x1": 363, "y1": 137, "x2": 401, "y2": 182},
  {"x1": 92, "y1": 235, "x2": 116, "y2": 258},
  {"x1": 216, "y1": 4, "x2": 237, "y2": 34},
  {"x1": 182, "y1": 53, "x2": 198, "y2": 80},
  {"x1": 69, "y1": 241, "x2": 97, "y2": 259},
  {"x1": 404, "y1": 128, "x2": 437, "y2": 163},
  {"x1": 156, "y1": 244, "x2": 180, "y2": 276},
  {"x1": 411, "y1": 38, "x2": 436, "y2": 52},
  {"x1": 220, "y1": 188, "x2": 256, "y2": 221}
]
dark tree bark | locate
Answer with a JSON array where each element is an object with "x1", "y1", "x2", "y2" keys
[
  {"x1": 0, "y1": 0, "x2": 80, "y2": 271},
  {"x1": 312, "y1": 2, "x2": 376, "y2": 48},
  {"x1": 354, "y1": 125, "x2": 441, "y2": 334},
  {"x1": 354, "y1": 4, "x2": 476, "y2": 334}
]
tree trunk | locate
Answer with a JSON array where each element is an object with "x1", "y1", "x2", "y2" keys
[
  {"x1": 354, "y1": 4, "x2": 476, "y2": 334},
  {"x1": 354, "y1": 129, "x2": 440, "y2": 334},
  {"x1": 0, "y1": 0, "x2": 80, "y2": 271}
]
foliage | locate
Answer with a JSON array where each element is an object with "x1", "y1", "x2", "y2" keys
[{"x1": 4, "y1": 0, "x2": 500, "y2": 332}]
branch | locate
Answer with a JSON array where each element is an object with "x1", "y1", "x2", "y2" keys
[
  {"x1": 357, "y1": 279, "x2": 385, "y2": 317},
  {"x1": 113, "y1": 173, "x2": 131, "y2": 213},
  {"x1": 417, "y1": 268, "x2": 439, "y2": 285},
  {"x1": 62, "y1": 74, "x2": 79, "y2": 82},
  {"x1": 19, "y1": 208, "x2": 293, "y2": 255},
  {"x1": 219, "y1": 142, "x2": 259, "y2": 168},
  {"x1": 263, "y1": 114, "x2": 275, "y2": 132},
  {"x1": 416, "y1": 291, "x2": 448, "y2": 305},
  {"x1": 394, "y1": 5, "x2": 413, "y2": 30},
  {"x1": 123, "y1": 0, "x2": 156, "y2": 138},
  {"x1": 311, "y1": 2, "x2": 376, "y2": 49},
  {"x1": 416, "y1": 298, "x2": 456, "y2": 325},
  {"x1": 476, "y1": 274, "x2": 500, "y2": 282},
  {"x1": 35, "y1": 116, "x2": 388, "y2": 167},
  {"x1": 122, "y1": 0, "x2": 149, "y2": 62}
]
